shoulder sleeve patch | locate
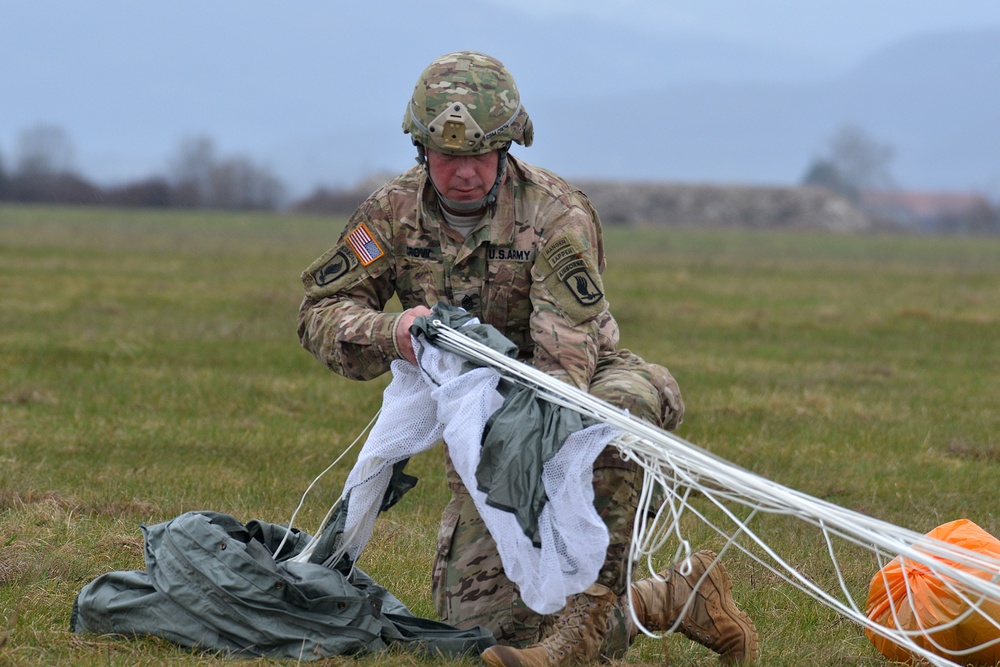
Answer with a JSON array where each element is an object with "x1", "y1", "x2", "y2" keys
[
  {"x1": 556, "y1": 259, "x2": 604, "y2": 307},
  {"x1": 311, "y1": 247, "x2": 357, "y2": 287}
]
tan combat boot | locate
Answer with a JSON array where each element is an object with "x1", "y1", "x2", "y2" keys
[
  {"x1": 480, "y1": 583, "x2": 617, "y2": 667},
  {"x1": 630, "y1": 550, "x2": 759, "y2": 664}
]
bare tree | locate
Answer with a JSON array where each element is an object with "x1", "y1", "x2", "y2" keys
[
  {"x1": 0, "y1": 149, "x2": 8, "y2": 198},
  {"x1": 207, "y1": 156, "x2": 285, "y2": 210},
  {"x1": 802, "y1": 125, "x2": 894, "y2": 201},
  {"x1": 4, "y1": 124, "x2": 100, "y2": 204},
  {"x1": 167, "y1": 136, "x2": 285, "y2": 210},
  {"x1": 168, "y1": 136, "x2": 217, "y2": 207},
  {"x1": 15, "y1": 123, "x2": 75, "y2": 177}
]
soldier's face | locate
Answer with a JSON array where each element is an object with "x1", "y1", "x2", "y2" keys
[{"x1": 426, "y1": 148, "x2": 499, "y2": 202}]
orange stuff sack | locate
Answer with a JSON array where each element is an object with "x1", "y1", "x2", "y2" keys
[{"x1": 866, "y1": 519, "x2": 1000, "y2": 665}]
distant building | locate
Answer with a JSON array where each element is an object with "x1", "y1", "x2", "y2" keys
[{"x1": 860, "y1": 190, "x2": 999, "y2": 234}]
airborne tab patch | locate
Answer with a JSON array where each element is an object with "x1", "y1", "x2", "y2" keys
[{"x1": 346, "y1": 222, "x2": 385, "y2": 266}]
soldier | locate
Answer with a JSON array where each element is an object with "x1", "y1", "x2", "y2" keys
[{"x1": 298, "y1": 51, "x2": 759, "y2": 666}]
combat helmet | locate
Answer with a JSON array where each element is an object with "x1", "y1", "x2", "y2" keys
[{"x1": 403, "y1": 51, "x2": 533, "y2": 156}]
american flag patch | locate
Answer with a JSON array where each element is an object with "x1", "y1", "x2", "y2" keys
[{"x1": 346, "y1": 223, "x2": 385, "y2": 266}]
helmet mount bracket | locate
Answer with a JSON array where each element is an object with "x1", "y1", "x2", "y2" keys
[{"x1": 427, "y1": 102, "x2": 484, "y2": 152}]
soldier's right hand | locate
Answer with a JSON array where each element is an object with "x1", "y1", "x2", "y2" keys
[{"x1": 395, "y1": 306, "x2": 433, "y2": 365}]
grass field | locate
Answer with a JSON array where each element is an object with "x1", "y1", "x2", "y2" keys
[{"x1": 2, "y1": 203, "x2": 999, "y2": 666}]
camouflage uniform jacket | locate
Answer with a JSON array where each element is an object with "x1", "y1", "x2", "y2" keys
[{"x1": 298, "y1": 155, "x2": 620, "y2": 391}]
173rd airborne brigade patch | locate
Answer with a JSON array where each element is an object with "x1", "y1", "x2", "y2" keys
[{"x1": 538, "y1": 233, "x2": 604, "y2": 325}]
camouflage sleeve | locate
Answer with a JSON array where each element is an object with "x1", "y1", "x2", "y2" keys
[
  {"x1": 528, "y1": 201, "x2": 608, "y2": 391},
  {"x1": 297, "y1": 213, "x2": 401, "y2": 381}
]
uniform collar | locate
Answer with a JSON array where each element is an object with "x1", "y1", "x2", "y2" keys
[{"x1": 417, "y1": 160, "x2": 518, "y2": 247}]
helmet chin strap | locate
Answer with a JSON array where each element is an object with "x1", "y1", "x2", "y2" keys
[{"x1": 416, "y1": 143, "x2": 509, "y2": 218}]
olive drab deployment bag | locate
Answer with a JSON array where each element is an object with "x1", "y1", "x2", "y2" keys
[
  {"x1": 866, "y1": 519, "x2": 1000, "y2": 665},
  {"x1": 72, "y1": 509, "x2": 494, "y2": 660}
]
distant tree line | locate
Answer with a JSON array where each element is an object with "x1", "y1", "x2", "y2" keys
[
  {"x1": 0, "y1": 124, "x2": 286, "y2": 211},
  {"x1": 290, "y1": 172, "x2": 399, "y2": 217},
  {"x1": 3, "y1": 122, "x2": 997, "y2": 233}
]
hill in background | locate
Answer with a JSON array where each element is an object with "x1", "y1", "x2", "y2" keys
[
  {"x1": 3, "y1": 1, "x2": 998, "y2": 197},
  {"x1": 270, "y1": 27, "x2": 1000, "y2": 196}
]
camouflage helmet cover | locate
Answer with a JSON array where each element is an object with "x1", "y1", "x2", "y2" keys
[{"x1": 403, "y1": 51, "x2": 534, "y2": 155}]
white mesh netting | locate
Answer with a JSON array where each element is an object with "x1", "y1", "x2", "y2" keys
[{"x1": 306, "y1": 326, "x2": 617, "y2": 614}]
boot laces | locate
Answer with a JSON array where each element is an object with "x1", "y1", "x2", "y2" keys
[{"x1": 540, "y1": 593, "x2": 596, "y2": 657}]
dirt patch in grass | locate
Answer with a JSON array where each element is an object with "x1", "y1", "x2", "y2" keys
[
  {"x1": 0, "y1": 490, "x2": 160, "y2": 518},
  {"x1": 946, "y1": 440, "x2": 1000, "y2": 464},
  {"x1": 1, "y1": 387, "x2": 57, "y2": 406}
]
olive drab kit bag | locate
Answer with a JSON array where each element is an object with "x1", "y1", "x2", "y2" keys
[{"x1": 72, "y1": 507, "x2": 494, "y2": 660}]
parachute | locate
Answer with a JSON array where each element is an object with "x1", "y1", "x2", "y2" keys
[
  {"x1": 106, "y1": 307, "x2": 995, "y2": 665},
  {"x1": 345, "y1": 314, "x2": 997, "y2": 667}
]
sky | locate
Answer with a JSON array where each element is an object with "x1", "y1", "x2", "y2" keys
[
  {"x1": 3, "y1": 0, "x2": 1000, "y2": 195},
  {"x1": 486, "y1": 0, "x2": 1000, "y2": 65}
]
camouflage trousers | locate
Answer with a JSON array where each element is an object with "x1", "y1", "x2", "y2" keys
[{"x1": 431, "y1": 349, "x2": 684, "y2": 656}]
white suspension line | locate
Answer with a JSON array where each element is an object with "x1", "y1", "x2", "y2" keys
[{"x1": 281, "y1": 409, "x2": 381, "y2": 564}]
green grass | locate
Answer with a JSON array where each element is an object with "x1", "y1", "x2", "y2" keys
[{"x1": 2, "y1": 203, "x2": 1000, "y2": 665}]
